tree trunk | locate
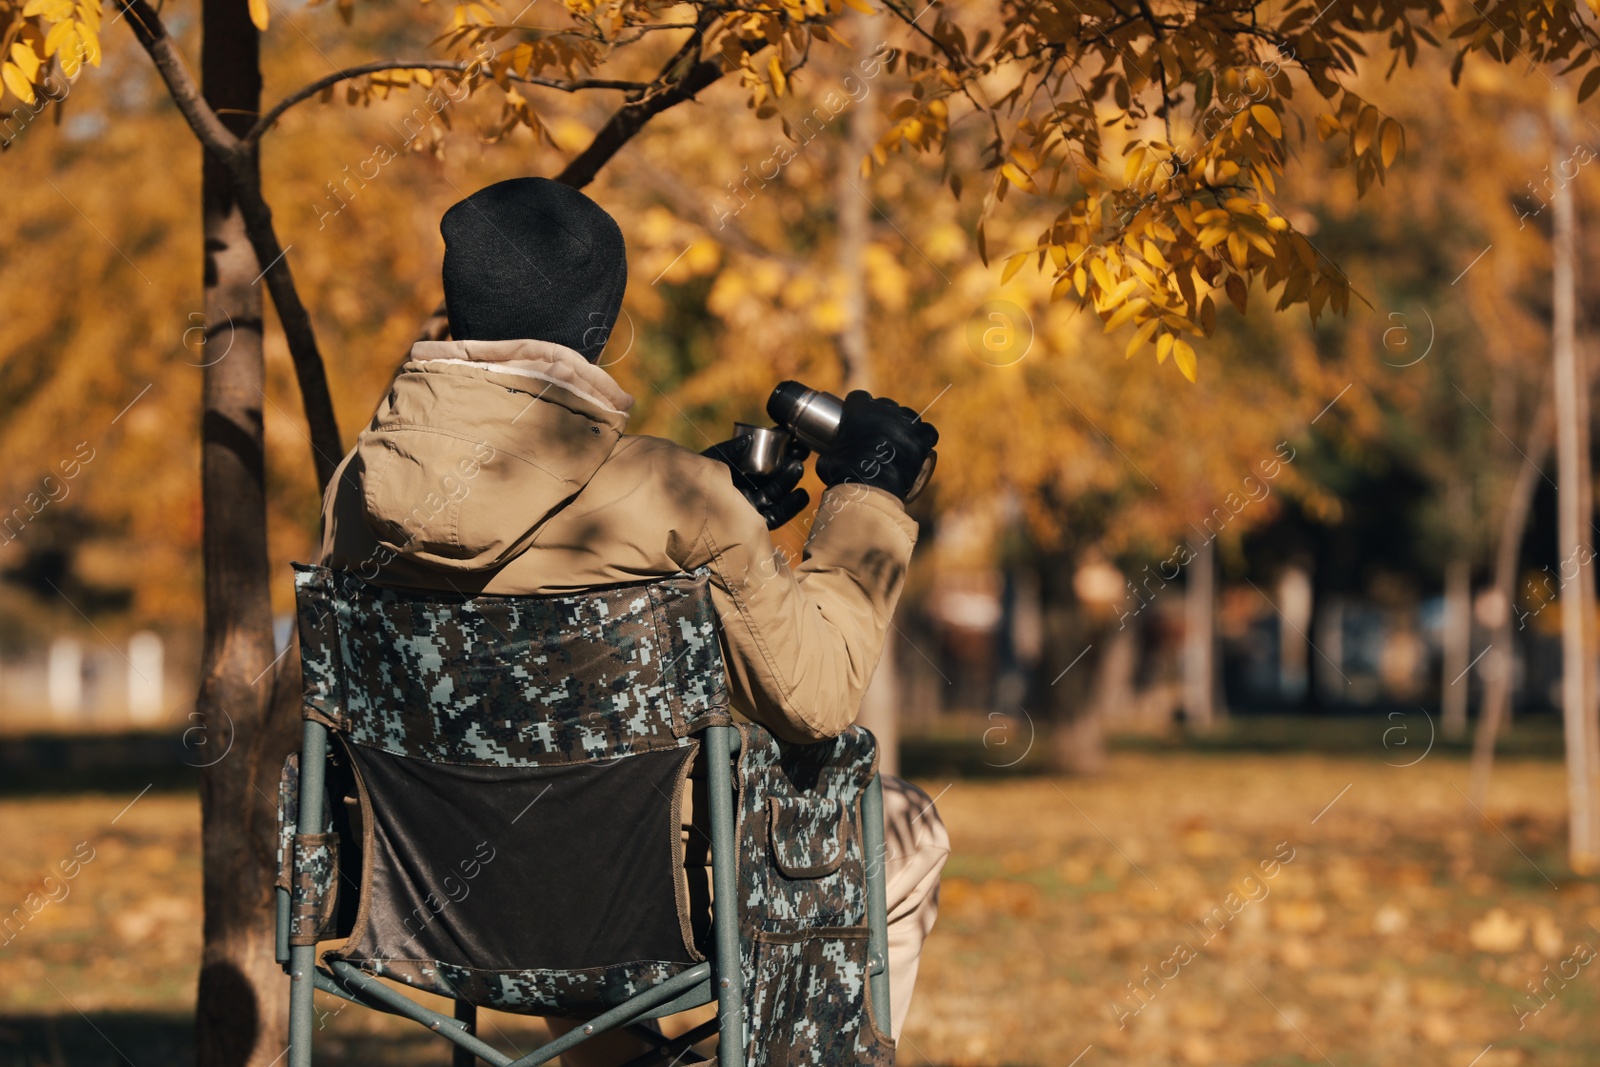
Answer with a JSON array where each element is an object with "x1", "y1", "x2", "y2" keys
[
  {"x1": 1440, "y1": 550, "x2": 1472, "y2": 741},
  {"x1": 1470, "y1": 394, "x2": 1553, "y2": 807},
  {"x1": 1182, "y1": 537, "x2": 1219, "y2": 729},
  {"x1": 1276, "y1": 563, "x2": 1312, "y2": 704},
  {"x1": 1315, "y1": 596, "x2": 1346, "y2": 705},
  {"x1": 1549, "y1": 95, "x2": 1600, "y2": 873},
  {"x1": 1041, "y1": 555, "x2": 1106, "y2": 773},
  {"x1": 1051, "y1": 653, "x2": 1106, "y2": 774},
  {"x1": 194, "y1": 3, "x2": 302, "y2": 1064},
  {"x1": 834, "y1": 30, "x2": 873, "y2": 396},
  {"x1": 833, "y1": 26, "x2": 901, "y2": 774},
  {"x1": 1090, "y1": 623, "x2": 1137, "y2": 730}
]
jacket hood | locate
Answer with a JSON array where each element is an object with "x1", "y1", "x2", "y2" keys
[{"x1": 352, "y1": 338, "x2": 634, "y2": 571}]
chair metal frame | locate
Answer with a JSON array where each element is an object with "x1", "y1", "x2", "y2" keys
[{"x1": 278, "y1": 717, "x2": 892, "y2": 1067}]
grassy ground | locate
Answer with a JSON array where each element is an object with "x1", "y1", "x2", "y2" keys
[{"x1": 0, "y1": 744, "x2": 1595, "y2": 1066}]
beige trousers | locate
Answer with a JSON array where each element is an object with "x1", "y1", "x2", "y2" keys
[{"x1": 549, "y1": 775, "x2": 949, "y2": 1064}]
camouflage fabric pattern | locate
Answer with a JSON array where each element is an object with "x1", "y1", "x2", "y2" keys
[
  {"x1": 735, "y1": 723, "x2": 889, "y2": 1064},
  {"x1": 767, "y1": 795, "x2": 846, "y2": 877},
  {"x1": 291, "y1": 564, "x2": 730, "y2": 765},
  {"x1": 290, "y1": 833, "x2": 339, "y2": 946},
  {"x1": 275, "y1": 753, "x2": 300, "y2": 893},
  {"x1": 337, "y1": 955, "x2": 696, "y2": 1019},
  {"x1": 276, "y1": 752, "x2": 337, "y2": 917},
  {"x1": 745, "y1": 929, "x2": 894, "y2": 1066},
  {"x1": 737, "y1": 724, "x2": 876, "y2": 929},
  {"x1": 293, "y1": 568, "x2": 342, "y2": 724}
]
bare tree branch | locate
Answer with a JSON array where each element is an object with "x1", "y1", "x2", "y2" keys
[
  {"x1": 247, "y1": 60, "x2": 651, "y2": 146},
  {"x1": 119, "y1": 0, "x2": 344, "y2": 489},
  {"x1": 554, "y1": 59, "x2": 726, "y2": 188},
  {"x1": 116, "y1": 0, "x2": 247, "y2": 168}
]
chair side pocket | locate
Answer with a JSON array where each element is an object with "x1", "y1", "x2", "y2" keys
[{"x1": 744, "y1": 928, "x2": 895, "y2": 1067}]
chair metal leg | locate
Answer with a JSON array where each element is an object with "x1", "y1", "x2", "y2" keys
[
  {"x1": 275, "y1": 887, "x2": 292, "y2": 965},
  {"x1": 322, "y1": 962, "x2": 514, "y2": 1066},
  {"x1": 454, "y1": 1000, "x2": 478, "y2": 1067},
  {"x1": 704, "y1": 724, "x2": 744, "y2": 1067},
  {"x1": 617, "y1": 1018, "x2": 720, "y2": 1067},
  {"x1": 861, "y1": 773, "x2": 892, "y2": 1038},
  {"x1": 288, "y1": 720, "x2": 329, "y2": 1067}
]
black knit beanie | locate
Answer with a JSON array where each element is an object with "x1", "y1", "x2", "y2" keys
[{"x1": 440, "y1": 177, "x2": 628, "y2": 361}]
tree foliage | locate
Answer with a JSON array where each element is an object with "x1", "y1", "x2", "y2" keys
[{"x1": 7, "y1": 0, "x2": 1600, "y2": 385}]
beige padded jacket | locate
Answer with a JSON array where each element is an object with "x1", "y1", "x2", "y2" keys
[{"x1": 317, "y1": 339, "x2": 920, "y2": 743}]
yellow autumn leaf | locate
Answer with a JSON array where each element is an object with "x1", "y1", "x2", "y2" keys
[
  {"x1": 768, "y1": 55, "x2": 787, "y2": 97},
  {"x1": 43, "y1": 18, "x2": 73, "y2": 56},
  {"x1": 1000, "y1": 162, "x2": 1037, "y2": 192},
  {"x1": 10, "y1": 42, "x2": 41, "y2": 81},
  {"x1": 1353, "y1": 106, "x2": 1380, "y2": 156},
  {"x1": 1250, "y1": 105, "x2": 1281, "y2": 138},
  {"x1": 1173, "y1": 338, "x2": 1197, "y2": 382},
  {"x1": 1124, "y1": 145, "x2": 1147, "y2": 185},
  {"x1": 1291, "y1": 233, "x2": 1317, "y2": 271},
  {"x1": 2, "y1": 61, "x2": 36, "y2": 104},
  {"x1": 1379, "y1": 119, "x2": 1403, "y2": 167},
  {"x1": 1243, "y1": 229, "x2": 1275, "y2": 257},
  {"x1": 1089, "y1": 257, "x2": 1114, "y2": 293},
  {"x1": 1009, "y1": 143, "x2": 1040, "y2": 170},
  {"x1": 248, "y1": 0, "x2": 269, "y2": 30},
  {"x1": 1103, "y1": 297, "x2": 1148, "y2": 331},
  {"x1": 23, "y1": 0, "x2": 73, "y2": 19},
  {"x1": 77, "y1": 23, "x2": 100, "y2": 67},
  {"x1": 1156, "y1": 332, "x2": 1175, "y2": 365},
  {"x1": 51, "y1": 25, "x2": 82, "y2": 74},
  {"x1": 1098, "y1": 277, "x2": 1139, "y2": 311},
  {"x1": 1125, "y1": 318, "x2": 1158, "y2": 358},
  {"x1": 1227, "y1": 231, "x2": 1250, "y2": 270},
  {"x1": 1001, "y1": 252, "x2": 1029, "y2": 284}
]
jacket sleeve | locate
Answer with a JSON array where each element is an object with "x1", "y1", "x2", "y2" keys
[{"x1": 680, "y1": 463, "x2": 920, "y2": 743}]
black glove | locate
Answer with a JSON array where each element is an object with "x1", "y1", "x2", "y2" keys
[
  {"x1": 701, "y1": 435, "x2": 812, "y2": 530},
  {"x1": 814, "y1": 391, "x2": 938, "y2": 501}
]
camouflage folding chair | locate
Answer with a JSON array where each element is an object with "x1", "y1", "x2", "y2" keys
[{"x1": 275, "y1": 564, "x2": 895, "y2": 1067}]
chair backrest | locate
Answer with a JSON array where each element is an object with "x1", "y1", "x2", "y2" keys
[
  {"x1": 284, "y1": 563, "x2": 895, "y2": 1064},
  {"x1": 290, "y1": 563, "x2": 731, "y2": 1017}
]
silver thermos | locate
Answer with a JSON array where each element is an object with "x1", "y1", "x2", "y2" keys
[{"x1": 736, "y1": 380, "x2": 934, "y2": 502}]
